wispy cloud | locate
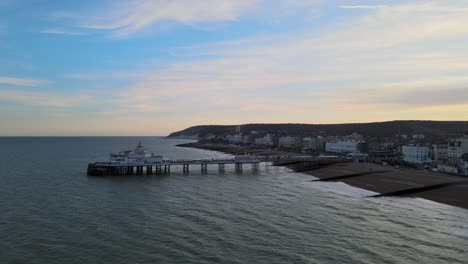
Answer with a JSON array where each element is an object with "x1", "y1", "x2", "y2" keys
[
  {"x1": 65, "y1": 73, "x2": 100, "y2": 80},
  {"x1": 0, "y1": 89, "x2": 91, "y2": 107},
  {"x1": 99, "y1": 1, "x2": 468, "y2": 122},
  {"x1": 338, "y1": 5, "x2": 386, "y2": 9},
  {"x1": 3, "y1": 0, "x2": 468, "y2": 135},
  {"x1": 82, "y1": 0, "x2": 261, "y2": 36},
  {"x1": 35, "y1": 0, "x2": 324, "y2": 40},
  {"x1": 0, "y1": 76, "x2": 48, "y2": 86},
  {"x1": 39, "y1": 28, "x2": 86, "y2": 35}
]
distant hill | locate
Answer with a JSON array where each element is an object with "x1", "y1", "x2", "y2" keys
[{"x1": 168, "y1": 121, "x2": 468, "y2": 139}]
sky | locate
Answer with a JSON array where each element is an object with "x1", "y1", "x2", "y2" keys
[{"x1": 1, "y1": 0, "x2": 468, "y2": 136}]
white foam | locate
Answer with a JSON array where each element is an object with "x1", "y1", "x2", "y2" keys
[
  {"x1": 453, "y1": 228, "x2": 468, "y2": 238},
  {"x1": 304, "y1": 180, "x2": 379, "y2": 198},
  {"x1": 295, "y1": 172, "x2": 468, "y2": 218}
]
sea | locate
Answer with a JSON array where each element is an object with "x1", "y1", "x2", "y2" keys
[{"x1": 0, "y1": 137, "x2": 467, "y2": 264}]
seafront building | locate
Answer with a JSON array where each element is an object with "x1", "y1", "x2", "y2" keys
[
  {"x1": 227, "y1": 134, "x2": 242, "y2": 144},
  {"x1": 462, "y1": 154, "x2": 468, "y2": 176},
  {"x1": 263, "y1": 133, "x2": 278, "y2": 147},
  {"x1": 303, "y1": 137, "x2": 318, "y2": 151},
  {"x1": 325, "y1": 140, "x2": 367, "y2": 154},
  {"x1": 278, "y1": 136, "x2": 302, "y2": 149},
  {"x1": 243, "y1": 134, "x2": 255, "y2": 144},
  {"x1": 254, "y1": 137, "x2": 264, "y2": 145},
  {"x1": 447, "y1": 140, "x2": 463, "y2": 171},
  {"x1": 433, "y1": 135, "x2": 468, "y2": 173},
  {"x1": 401, "y1": 145, "x2": 431, "y2": 164},
  {"x1": 433, "y1": 144, "x2": 449, "y2": 164}
]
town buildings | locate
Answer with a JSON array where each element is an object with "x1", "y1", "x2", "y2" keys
[
  {"x1": 263, "y1": 133, "x2": 278, "y2": 147},
  {"x1": 433, "y1": 144, "x2": 449, "y2": 165},
  {"x1": 412, "y1": 134, "x2": 425, "y2": 140},
  {"x1": 303, "y1": 137, "x2": 317, "y2": 151},
  {"x1": 278, "y1": 136, "x2": 302, "y2": 149},
  {"x1": 303, "y1": 136, "x2": 326, "y2": 152},
  {"x1": 227, "y1": 134, "x2": 242, "y2": 144},
  {"x1": 402, "y1": 145, "x2": 431, "y2": 164},
  {"x1": 216, "y1": 130, "x2": 468, "y2": 175},
  {"x1": 242, "y1": 134, "x2": 255, "y2": 145},
  {"x1": 433, "y1": 135, "x2": 468, "y2": 173},
  {"x1": 325, "y1": 140, "x2": 367, "y2": 154},
  {"x1": 254, "y1": 137, "x2": 264, "y2": 145},
  {"x1": 462, "y1": 154, "x2": 468, "y2": 176}
]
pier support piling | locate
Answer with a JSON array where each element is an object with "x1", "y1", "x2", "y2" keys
[
  {"x1": 235, "y1": 163, "x2": 243, "y2": 173},
  {"x1": 218, "y1": 163, "x2": 225, "y2": 173},
  {"x1": 201, "y1": 163, "x2": 208, "y2": 173}
]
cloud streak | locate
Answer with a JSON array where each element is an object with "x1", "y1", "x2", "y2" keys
[
  {"x1": 82, "y1": 0, "x2": 261, "y2": 36},
  {"x1": 338, "y1": 5, "x2": 386, "y2": 9},
  {"x1": 3, "y1": 0, "x2": 468, "y2": 135},
  {"x1": 39, "y1": 28, "x2": 86, "y2": 35},
  {"x1": 0, "y1": 76, "x2": 48, "y2": 86},
  {"x1": 101, "y1": 1, "x2": 468, "y2": 123},
  {"x1": 0, "y1": 89, "x2": 91, "y2": 107}
]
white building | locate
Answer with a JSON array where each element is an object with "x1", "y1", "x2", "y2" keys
[
  {"x1": 412, "y1": 134, "x2": 425, "y2": 140},
  {"x1": 110, "y1": 142, "x2": 163, "y2": 164},
  {"x1": 303, "y1": 137, "x2": 318, "y2": 151},
  {"x1": 434, "y1": 135, "x2": 468, "y2": 173},
  {"x1": 227, "y1": 134, "x2": 242, "y2": 143},
  {"x1": 263, "y1": 133, "x2": 278, "y2": 147},
  {"x1": 456, "y1": 135, "x2": 468, "y2": 153},
  {"x1": 303, "y1": 136, "x2": 326, "y2": 151},
  {"x1": 447, "y1": 142, "x2": 463, "y2": 171},
  {"x1": 433, "y1": 144, "x2": 449, "y2": 165},
  {"x1": 325, "y1": 140, "x2": 365, "y2": 154},
  {"x1": 402, "y1": 145, "x2": 431, "y2": 164},
  {"x1": 243, "y1": 134, "x2": 254, "y2": 144},
  {"x1": 254, "y1": 137, "x2": 264, "y2": 145},
  {"x1": 278, "y1": 136, "x2": 302, "y2": 149},
  {"x1": 462, "y1": 154, "x2": 468, "y2": 176}
]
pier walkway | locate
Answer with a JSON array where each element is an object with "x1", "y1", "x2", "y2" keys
[
  {"x1": 88, "y1": 157, "x2": 263, "y2": 176},
  {"x1": 87, "y1": 156, "x2": 345, "y2": 176}
]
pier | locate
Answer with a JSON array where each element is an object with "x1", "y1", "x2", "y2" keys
[
  {"x1": 87, "y1": 156, "x2": 346, "y2": 176},
  {"x1": 87, "y1": 157, "x2": 264, "y2": 176},
  {"x1": 87, "y1": 142, "x2": 347, "y2": 176}
]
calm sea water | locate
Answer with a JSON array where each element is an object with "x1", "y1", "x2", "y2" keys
[{"x1": 0, "y1": 137, "x2": 467, "y2": 264}]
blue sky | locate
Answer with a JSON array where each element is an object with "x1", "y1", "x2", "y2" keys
[{"x1": 1, "y1": 0, "x2": 468, "y2": 135}]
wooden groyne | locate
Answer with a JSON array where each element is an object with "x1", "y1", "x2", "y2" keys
[
  {"x1": 311, "y1": 170, "x2": 389, "y2": 182},
  {"x1": 368, "y1": 181, "x2": 468, "y2": 198}
]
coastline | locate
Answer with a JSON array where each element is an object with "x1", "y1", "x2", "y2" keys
[{"x1": 177, "y1": 142, "x2": 468, "y2": 210}]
